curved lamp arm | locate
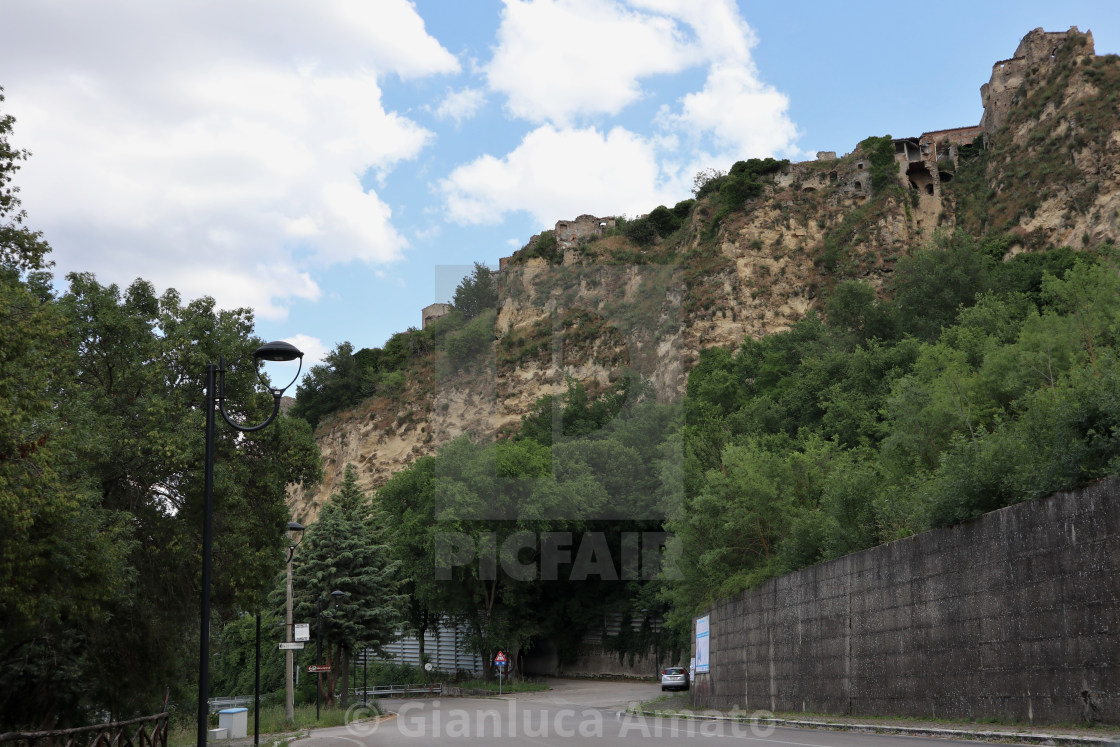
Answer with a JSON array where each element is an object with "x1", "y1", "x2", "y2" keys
[{"x1": 215, "y1": 341, "x2": 304, "y2": 432}]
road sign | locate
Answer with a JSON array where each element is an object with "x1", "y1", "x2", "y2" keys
[
  {"x1": 494, "y1": 651, "x2": 507, "y2": 667},
  {"x1": 308, "y1": 664, "x2": 331, "y2": 673},
  {"x1": 278, "y1": 642, "x2": 305, "y2": 650},
  {"x1": 294, "y1": 624, "x2": 310, "y2": 642}
]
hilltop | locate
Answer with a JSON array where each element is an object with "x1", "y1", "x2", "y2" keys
[{"x1": 288, "y1": 26, "x2": 1120, "y2": 522}]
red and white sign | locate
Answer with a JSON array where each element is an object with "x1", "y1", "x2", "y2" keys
[
  {"x1": 494, "y1": 651, "x2": 507, "y2": 666},
  {"x1": 307, "y1": 664, "x2": 332, "y2": 673}
]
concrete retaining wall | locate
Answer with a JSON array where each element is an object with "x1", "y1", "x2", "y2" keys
[{"x1": 691, "y1": 478, "x2": 1120, "y2": 724}]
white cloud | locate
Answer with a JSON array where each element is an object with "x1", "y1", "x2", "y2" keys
[
  {"x1": 671, "y1": 62, "x2": 799, "y2": 158},
  {"x1": 483, "y1": 0, "x2": 788, "y2": 155},
  {"x1": 442, "y1": 0, "x2": 799, "y2": 229},
  {"x1": 486, "y1": 0, "x2": 696, "y2": 124},
  {"x1": 440, "y1": 124, "x2": 675, "y2": 226},
  {"x1": 0, "y1": 0, "x2": 458, "y2": 318},
  {"x1": 279, "y1": 334, "x2": 331, "y2": 376},
  {"x1": 436, "y1": 88, "x2": 487, "y2": 124}
]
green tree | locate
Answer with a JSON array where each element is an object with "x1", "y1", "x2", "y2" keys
[
  {"x1": 0, "y1": 97, "x2": 133, "y2": 729},
  {"x1": 452, "y1": 262, "x2": 498, "y2": 321},
  {"x1": 293, "y1": 464, "x2": 403, "y2": 708},
  {"x1": 375, "y1": 456, "x2": 442, "y2": 667},
  {"x1": 210, "y1": 611, "x2": 286, "y2": 700},
  {"x1": 0, "y1": 88, "x2": 51, "y2": 274},
  {"x1": 291, "y1": 341, "x2": 363, "y2": 428},
  {"x1": 887, "y1": 232, "x2": 991, "y2": 341},
  {"x1": 56, "y1": 273, "x2": 321, "y2": 719}
]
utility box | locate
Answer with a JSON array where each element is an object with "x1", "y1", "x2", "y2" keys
[{"x1": 218, "y1": 708, "x2": 248, "y2": 739}]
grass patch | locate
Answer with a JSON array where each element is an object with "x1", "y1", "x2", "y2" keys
[
  {"x1": 167, "y1": 703, "x2": 381, "y2": 746},
  {"x1": 456, "y1": 678, "x2": 551, "y2": 693}
]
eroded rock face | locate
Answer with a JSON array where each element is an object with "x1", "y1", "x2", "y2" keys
[{"x1": 290, "y1": 27, "x2": 1120, "y2": 521}]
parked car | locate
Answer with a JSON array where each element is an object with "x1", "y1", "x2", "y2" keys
[{"x1": 660, "y1": 666, "x2": 689, "y2": 691}]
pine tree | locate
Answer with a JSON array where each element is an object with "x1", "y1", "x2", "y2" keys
[{"x1": 293, "y1": 464, "x2": 403, "y2": 707}]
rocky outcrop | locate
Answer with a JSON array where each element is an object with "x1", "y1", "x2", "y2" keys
[{"x1": 289, "y1": 27, "x2": 1120, "y2": 521}]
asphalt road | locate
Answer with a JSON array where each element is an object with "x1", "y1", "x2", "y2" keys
[{"x1": 291, "y1": 679, "x2": 1039, "y2": 746}]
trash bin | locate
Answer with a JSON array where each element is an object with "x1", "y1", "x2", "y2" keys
[{"x1": 218, "y1": 708, "x2": 248, "y2": 739}]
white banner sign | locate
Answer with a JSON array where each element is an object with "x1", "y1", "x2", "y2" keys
[
  {"x1": 294, "y1": 623, "x2": 310, "y2": 642},
  {"x1": 695, "y1": 615, "x2": 710, "y2": 673}
]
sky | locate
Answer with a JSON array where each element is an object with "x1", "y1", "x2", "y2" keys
[{"x1": 2, "y1": 0, "x2": 1118, "y2": 380}]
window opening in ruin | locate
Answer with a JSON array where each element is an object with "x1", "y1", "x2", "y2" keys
[
  {"x1": 926, "y1": 183, "x2": 934, "y2": 195},
  {"x1": 854, "y1": 181, "x2": 861, "y2": 190}
]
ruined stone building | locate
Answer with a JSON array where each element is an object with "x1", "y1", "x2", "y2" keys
[
  {"x1": 981, "y1": 27, "x2": 1094, "y2": 134},
  {"x1": 421, "y1": 302, "x2": 452, "y2": 329}
]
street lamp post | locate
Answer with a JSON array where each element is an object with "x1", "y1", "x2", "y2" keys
[
  {"x1": 253, "y1": 612, "x2": 261, "y2": 747},
  {"x1": 196, "y1": 341, "x2": 303, "y2": 747},
  {"x1": 284, "y1": 521, "x2": 305, "y2": 724},
  {"x1": 315, "y1": 597, "x2": 322, "y2": 722}
]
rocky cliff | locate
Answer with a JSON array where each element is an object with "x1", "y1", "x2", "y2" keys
[{"x1": 288, "y1": 27, "x2": 1120, "y2": 522}]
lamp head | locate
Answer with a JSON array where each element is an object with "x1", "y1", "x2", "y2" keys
[
  {"x1": 254, "y1": 340, "x2": 304, "y2": 362},
  {"x1": 286, "y1": 521, "x2": 305, "y2": 548}
]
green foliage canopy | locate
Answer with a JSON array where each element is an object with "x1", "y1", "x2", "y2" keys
[{"x1": 292, "y1": 464, "x2": 403, "y2": 708}]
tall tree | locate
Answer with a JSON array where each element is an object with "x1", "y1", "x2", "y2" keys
[
  {"x1": 0, "y1": 91, "x2": 132, "y2": 730},
  {"x1": 53, "y1": 273, "x2": 322, "y2": 718},
  {"x1": 452, "y1": 262, "x2": 497, "y2": 321},
  {"x1": 293, "y1": 464, "x2": 403, "y2": 708}
]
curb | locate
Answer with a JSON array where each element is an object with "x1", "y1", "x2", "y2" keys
[{"x1": 624, "y1": 708, "x2": 1120, "y2": 746}]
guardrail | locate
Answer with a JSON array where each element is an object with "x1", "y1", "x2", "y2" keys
[
  {"x1": 209, "y1": 696, "x2": 254, "y2": 712},
  {"x1": 352, "y1": 683, "x2": 442, "y2": 698}
]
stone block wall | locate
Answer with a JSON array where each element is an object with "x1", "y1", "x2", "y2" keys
[{"x1": 691, "y1": 478, "x2": 1120, "y2": 724}]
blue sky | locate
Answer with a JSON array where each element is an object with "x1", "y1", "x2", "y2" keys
[{"x1": 2, "y1": 1, "x2": 1118, "y2": 379}]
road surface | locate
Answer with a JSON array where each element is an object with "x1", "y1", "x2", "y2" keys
[{"x1": 292, "y1": 678, "x2": 1039, "y2": 746}]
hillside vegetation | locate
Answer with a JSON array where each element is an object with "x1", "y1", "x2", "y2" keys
[{"x1": 285, "y1": 28, "x2": 1120, "y2": 657}]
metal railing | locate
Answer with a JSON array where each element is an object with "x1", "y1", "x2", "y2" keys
[
  {"x1": 208, "y1": 696, "x2": 255, "y2": 713},
  {"x1": 352, "y1": 683, "x2": 442, "y2": 698}
]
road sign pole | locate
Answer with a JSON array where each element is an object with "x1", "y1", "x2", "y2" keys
[{"x1": 494, "y1": 650, "x2": 508, "y2": 696}]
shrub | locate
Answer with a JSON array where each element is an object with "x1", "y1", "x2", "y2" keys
[
  {"x1": 692, "y1": 167, "x2": 727, "y2": 198},
  {"x1": 646, "y1": 205, "x2": 681, "y2": 237},
  {"x1": 672, "y1": 199, "x2": 696, "y2": 219},
  {"x1": 623, "y1": 217, "x2": 658, "y2": 247}
]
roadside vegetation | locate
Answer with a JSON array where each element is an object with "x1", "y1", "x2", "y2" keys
[
  {"x1": 5, "y1": 47, "x2": 1120, "y2": 731},
  {"x1": 0, "y1": 90, "x2": 322, "y2": 729}
]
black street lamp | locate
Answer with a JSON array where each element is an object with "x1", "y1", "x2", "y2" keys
[
  {"x1": 197, "y1": 341, "x2": 303, "y2": 747},
  {"x1": 253, "y1": 612, "x2": 261, "y2": 747}
]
